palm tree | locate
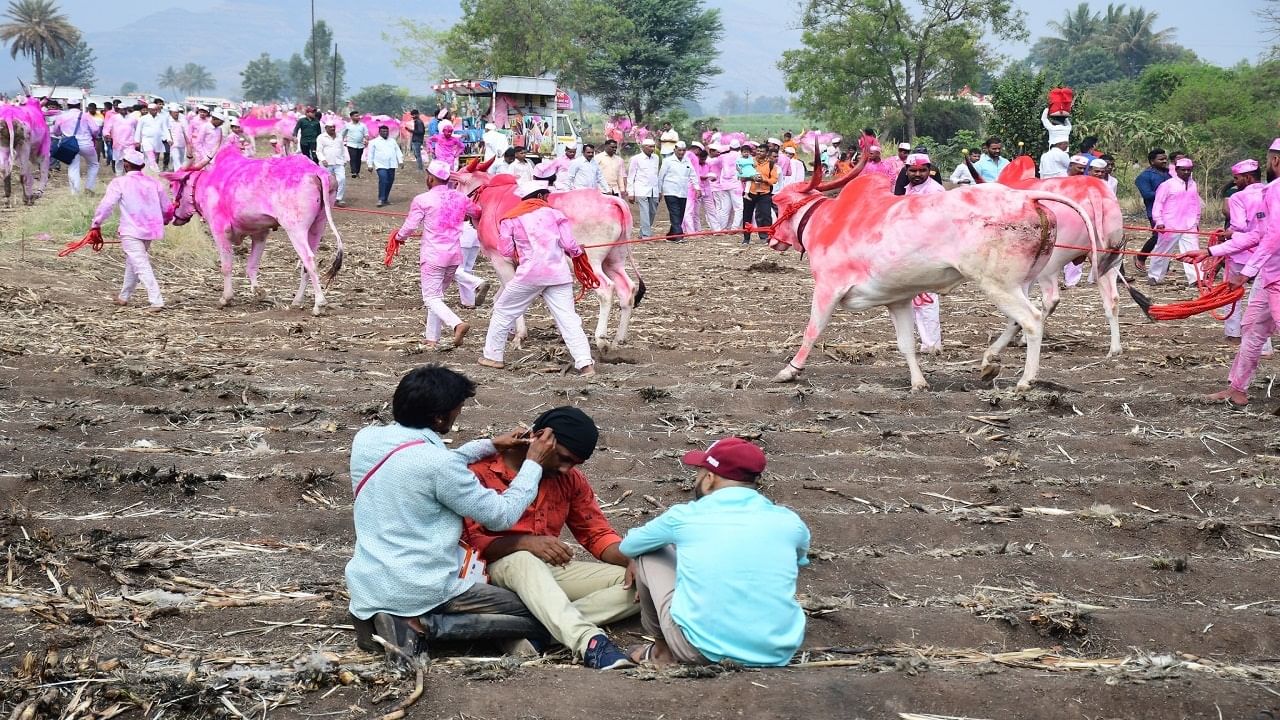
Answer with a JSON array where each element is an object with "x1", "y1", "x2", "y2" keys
[
  {"x1": 0, "y1": 0, "x2": 76, "y2": 84},
  {"x1": 1106, "y1": 7, "x2": 1175, "y2": 76},
  {"x1": 157, "y1": 65, "x2": 179, "y2": 95},
  {"x1": 176, "y1": 63, "x2": 216, "y2": 95},
  {"x1": 1029, "y1": 3, "x2": 1100, "y2": 67}
]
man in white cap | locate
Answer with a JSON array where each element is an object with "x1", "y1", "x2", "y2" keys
[
  {"x1": 90, "y1": 148, "x2": 172, "y2": 311},
  {"x1": 657, "y1": 141, "x2": 692, "y2": 240},
  {"x1": 134, "y1": 102, "x2": 168, "y2": 172},
  {"x1": 628, "y1": 138, "x2": 661, "y2": 238},
  {"x1": 226, "y1": 117, "x2": 253, "y2": 156},
  {"x1": 1148, "y1": 157, "x2": 1202, "y2": 285},
  {"x1": 1039, "y1": 127, "x2": 1071, "y2": 179},
  {"x1": 392, "y1": 159, "x2": 483, "y2": 349},
  {"x1": 52, "y1": 97, "x2": 101, "y2": 194},
  {"x1": 479, "y1": 179, "x2": 595, "y2": 375},
  {"x1": 725, "y1": 139, "x2": 745, "y2": 229},
  {"x1": 317, "y1": 121, "x2": 348, "y2": 206},
  {"x1": 164, "y1": 105, "x2": 188, "y2": 170},
  {"x1": 903, "y1": 153, "x2": 945, "y2": 352},
  {"x1": 189, "y1": 110, "x2": 227, "y2": 169},
  {"x1": 482, "y1": 121, "x2": 509, "y2": 162},
  {"x1": 659, "y1": 122, "x2": 679, "y2": 157},
  {"x1": 1067, "y1": 154, "x2": 1089, "y2": 177}
]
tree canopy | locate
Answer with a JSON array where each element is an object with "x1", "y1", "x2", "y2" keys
[
  {"x1": 41, "y1": 33, "x2": 93, "y2": 87},
  {"x1": 241, "y1": 53, "x2": 288, "y2": 103},
  {"x1": 290, "y1": 20, "x2": 345, "y2": 109},
  {"x1": 0, "y1": 0, "x2": 76, "y2": 84},
  {"x1": 1027, "y1": 3, "x2": 1193, "y2": 84},
  {"x1": 781, "y1": 0, "x2": 1024, "y2": 139}
]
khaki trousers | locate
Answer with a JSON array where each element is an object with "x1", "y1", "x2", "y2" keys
[
  {"x1": 633, "y1": 547, "x2": 709, "y2": 665},
  {"x1": 488, "y1": 550, "x2": 638, "y2": 656}
]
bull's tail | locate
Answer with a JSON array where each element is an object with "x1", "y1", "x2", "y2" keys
[
  {"x1": 1024, "y1": 190, "x2": 1112, "y2": 277},
  {"x1": 317, "y1": 173, "x2": 344, "y2": 285}
]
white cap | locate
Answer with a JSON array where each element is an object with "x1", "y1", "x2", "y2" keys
[
  {"x1": 439, "y1": 120, "x2": 453, "y2": 130},
  {"x1": 122, "y1": 149, "x2": 146, "y2": 166},
  {"x1": 513, "y1": 179, "x2": 550, "y2": 199},
  {"x1": 1069, "y1": 154, "x2": 1089, "y2": 165},
  {"x1": 712, "y1": 143, "x2": 728, "y2": 153},
  {"x1": 1089, "y1": 158, "x2": 1109, "y2": 169},
  {"x1": 767, "y1": 137, "x2": 781, "y2": 146},
  {"x1": 533, "y1": 162, "x2": 558, "y2": 180},
  {"x1": 211, "y1": 109, "x2": 228, "y2": 122},
  {"x1": 729, "y1": 139, "x2": 741, "y2": 149},
  {"x1": 641, "y1": 138, "x2": 656, "y2": 146},
  {"x1": 783, "y1": 146, "x2": 796, "y2": 155},
  {"x1": 229, "y1": 117, "x2": 241, "y2": 127},
  {"x1": 166, "y1": 103, "x2": 182, "y2": 112},
  {"x1": 897, "y1": 142, "x2": 912, "y2": 151},
  {"x1": 1048, "y1": 126, "x2": 1070, "y2": 145},
  {"x1": 691, "y1": 141, "x2": 705, "y2": 150},
  {"x1": 675, "y1": 141, "x2": 687, "y2": 149},
  {"x1": 427, "y1": 159, "x2": 451, "y2": 181}
]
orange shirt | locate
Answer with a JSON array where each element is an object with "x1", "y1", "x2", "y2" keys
[
  {"x1": 462, "y1": 456, "x2": 622, "y2": 560},
  {"x1": 749, "y1": 159, "x2": 779, "y2": 195}
]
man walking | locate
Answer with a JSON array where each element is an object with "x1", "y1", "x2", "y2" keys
[
  {"x1": 1134, "y1": 148, "x2": 1170, "y2": 273},
  {"x1": 657, "y1": 142, "x2": 692, "y2": 240},
  {"x1": 741, "y1": 145, "x2": 778, "y2": 244},
  {"x1": 133, "y1": 102, "x2": 167, "y2": 173},
  {"x1": 342, "y1": 111, "x2": 369, "y2": 178},
  {"x1": 293, "y1": 107, "x2": 322, "y2": 163},
  {"x1": 1148, "y1": 157, "x2": 1202, "y2": 286},
  {"x1": 463, "y1": 407, "x2": 639, "y2": 670},
  {"x1": 409, "y1": 109, "x2": 427, "y2": 171},
  {"x1": 317, "y1": 121, "x2": 348, "y2": 206},
  {"x1": 596, "y1": 139, "x2": 626, "y2": 197},
  {"x1": 628, "y1": 138, "x2": 661, "y2": 238},
  {"x1": 568, "y1": 144, "x2": 604, "y2": 191},
  {"x1": 482, "y1": 122, "x2": 509, "y2": 162},
  {"x1": 620, "y1": 437, "x2": 809, "y2": 667},
  {"x1": 165, "y1": 105, "x2": 188, "y2": 170},
  {"x1": 478, "y1": 179, "x2": 596, "y2": 376},
  {"x1": 658, "y1": 122, "x2": 679, "y2": 158},
  {"x1": 904, "y1": 154, "x2": 945, "y2": 353},
  {"x1": 367, "y1": 125, "x2": 404, "y2": 207},
  {"x1": 53, "y1": 98, "x2": 100, "y2": 194},
  {"x1": 91, "y1": 149, "x2": 172, "y2": 311}
]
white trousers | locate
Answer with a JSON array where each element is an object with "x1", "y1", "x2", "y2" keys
[
  {"x1": 420, "y1": 263, "x2": 462, "y2": 342},
  {"x1": 914, "y1": 294, "x2": 941, "y2": 350},
  {"x1": 706, "y1": 190, "x2": 732, "y2": 232},
  {"x1": 483, "y1": 282, "x2": 594, "y2": 368},
  {"x1": 326, "y1": 164, "x2": 346, "y2": 201},
  {"x1": 729, "y1": 189, "x2": 743, "y2": 229},
  {"x1": 68, "y1": 144, "x2": 99, "y2": 194},
  {"x1": 459, "y1": 246, "x2": 482, "y2": 306},
  {"x1": 1148, "y1": 233, "x2": 1199, "y2": 284},
  {"x1": 120, "y1": 237, "x2": 163, "y2": 306},
  {"x1": 1063, "y1": 261, "x2": 1083, "y2": 287},
  {"x1": 169, "y1": 145, "x2": 187, "y2": 170}
]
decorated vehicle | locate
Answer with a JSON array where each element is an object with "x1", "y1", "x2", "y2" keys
[{"x1": 432, "y1": 76, "x2": 580, "y2": 162}]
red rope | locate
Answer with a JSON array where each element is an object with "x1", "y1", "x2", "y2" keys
[
  {"x1": 58, "y1": 227, "x2": 106, "y2": 257},
  {"x1": 571, "y1": 254, "x2": 601, "y2": 301}
]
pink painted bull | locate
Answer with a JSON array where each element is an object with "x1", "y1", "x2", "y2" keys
[
  {"x1": 453, "y1": 160, "x2": 645, "y2": 352},
  {"x1": 994, "y1": 161, "x2": 1127, "y2": 358},
  {"x1": 768, "y1": 160, "x2": 1106, "y2": 391},
  {"x1": 163, "y1": 145, "x2": 345, "y2": 314},
  {"x1": 0, "y1": 105, "x2": 34, "y2": 206}
]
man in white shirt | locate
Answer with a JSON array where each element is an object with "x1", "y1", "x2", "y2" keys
[
  {"x1": 317, "y1": 121, "x2": 348, "y2": 206},
  {"x1": 658, "y1": 122, "x2": 679, "y2": 157},
  {"x1": 657, "y1": 141, "x2": 692, "y2": 240},
  {"x1": 482, "y1": 122, "x2": 509, "y2": 161},
  {"x1": 342, "y1": 111, "x2": 369, "y2": 178},
  {"x1": 501, "y1": 147, "x2": 535, "y2": 181},
  {"x1": 366, "y1": 125, "x2": 404, "y2": 207},
  {"x1": 133, "y1": 102, "x2": 168, "y2": 172},
  {"x1": 1039, "y1": 122, "x2": 1071, "y2": 179},
  {"x1": 52, "y1": 99, "x2": 101, "y2": 194},
  {"x1": 568, "y1": 144, "x2": 605, "y2": 192},
  {"x1": 165, "y1": 105, "x2": 187, "y2": 170},
  {"x1": 948, "y1": 149, "x2": 981, "y2": 186},
  {"x1": 628, "y1": 138, "x2": 661, "y2": 238}
]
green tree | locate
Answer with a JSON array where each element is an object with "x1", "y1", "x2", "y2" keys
[
  {"x1": 576, "y1": 0, "x2": 724, "y2": 125},
  {"x1": 987, "y1": 66, "x2": 1052, "y2": 156},
  {"x1": 241, "y1": 52, "x2": 286, "y2": 103},
  {"x1": 289, "y1": 20, "x2": 345, "y2": 109},
  {"x1": 883, "y1": 97, "x2": 982, "y2": 142},
  {"x1": 782, "y1": 0, "x2": 1025, "y2": 139},
  {"x1": 1059, "y1": 45, "x2": 1124, "y2": 87},
  {"x1": 156, "y1": 65, "x2": 179, "y2": 96},
  {"x1": 349, "y1": 84, "x2": 411, "y2": 116},
  {"x1": 176, "y1": 62, "x2": 215, "y2": 95},
  {"x1": 383, "y1": 17, "x2": 449, "y2": 81},
  {"x1": 717, "y1": 91, "x2": 741, "y2": 116},
  {"x1": 41, "y1": 33, "x2": 93, "y2": 87},
  {"x1": 1107, "y1": 7, "x2": 1174, "y2": 77},
  {"x1": 1027, "y1": 2, "x2": 1100, "y2": 67},
  {"x1": 0, "y1": 0, "x2": 76, "y2": 84},
  {"x1": 119, "y1": 81, "x2": 138, "y2": 94}
]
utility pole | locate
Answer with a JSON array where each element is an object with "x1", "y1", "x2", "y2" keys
[
  {"x1": 332, "y1": 43, "x2": 338, "y2": 112},
  {"x1": 310, "y1": 0, "x2": 319, "y2": 108},
  {"x1": 743, "y1": 90, "x2": 751, "y2": 116}
]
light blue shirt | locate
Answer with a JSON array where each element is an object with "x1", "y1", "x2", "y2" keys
[
  {"x1": 342, "y1": 122, "x2": 369, "y2": 149},
  {"x1": 344, "y1": 423, "x2": 542, "y2": 619},
  {"x1": 619, "y1": 487, "x2": 810, "y2": 666},
  {"x1": 973, "y1": 154, "x2": 1010, "y2": 182}
]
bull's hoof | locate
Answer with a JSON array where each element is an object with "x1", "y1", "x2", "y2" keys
[
  {"x1": 773, "y1": 366, "x2": 801, "y2": 383},
  {"x1": 979, "y1": 363, "x2": 1000, "y2": 381},
  {"x1": 1106, "y1": 346, "x2": 1122, "y2": 358},
  {"x1": 920, "y1": 344, "x2": 943, "y2": 356},
  {"x1": 217, "y1": 297, "x2": 231, "y2": 308},
  {"x1": 595, "y1": 338, "x2": 612, "y2": 355},
  {"x1": 311, "y1": 307, "x2": 322, "y2": 317},
  {"x1": 1015, "y1": 381, "x2": 1032, "y2": 393},
  {"x1": 253, "y1": 286, "x2": 269, "y2": 301}
]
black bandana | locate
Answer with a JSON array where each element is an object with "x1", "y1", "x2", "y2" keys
[{"x1": 532, "y1": 406, "x2": 598, "y2": 462}]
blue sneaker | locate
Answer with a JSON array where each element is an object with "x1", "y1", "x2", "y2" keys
[{"x1": 583, "y1": 633, "x2": 635, "y2": 670}]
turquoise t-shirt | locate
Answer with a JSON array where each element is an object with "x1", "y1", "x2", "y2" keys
[{"x1": 619, "y1": 487, "x2": 810, "y2": 666}]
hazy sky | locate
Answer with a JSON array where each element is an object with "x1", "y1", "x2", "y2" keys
[{"x1": 0, "y1": 0, "x2": 1271, "y2": 100}]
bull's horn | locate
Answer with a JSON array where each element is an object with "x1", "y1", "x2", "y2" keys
[
  {"x1": 477, "y1": 157, "x2": 495, "y2": 172},
  {"x1": 815, "y1": 170, "x2": 857, "y2": 193},
  {"x1": 803, "y1": 146, "x2": 823, "y2": 193},
  {"x1": 465, "y1": 158, "x2": 478, "y2": 172}
]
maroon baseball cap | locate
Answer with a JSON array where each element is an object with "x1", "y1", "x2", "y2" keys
[{"x1": 681, "y1": 437, "x2": 766, "y2": 482}]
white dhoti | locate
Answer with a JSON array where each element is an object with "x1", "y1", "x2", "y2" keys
[
  {"x1": 706, "y1": 190, "x2": 731, "y2": 232},
  {"x1": 729, "y1": 189, "x2": 744, "y2": 229},
  {"x1": 483, "y1": 282, "x2": 593, "y2": 368}
]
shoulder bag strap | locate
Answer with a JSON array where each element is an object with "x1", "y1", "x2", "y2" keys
[{"x1": 352, "y1": 439, "x2": 426, "y2": 499}]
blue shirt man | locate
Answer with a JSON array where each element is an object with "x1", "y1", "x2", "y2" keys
[
  {"x1": 619, "y1": 437, "x2": 809, "y2": 667},
  {"x1": 973, "y1": 136, "x2": 1010, "y2": 182},
  {"x1": 1136, "y1": 149, "x2": 1171, "y2": 221}
]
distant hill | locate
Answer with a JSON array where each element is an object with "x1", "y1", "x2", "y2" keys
[{"x1": 0, "y1": 0, "x2": 798, "y2": 104}]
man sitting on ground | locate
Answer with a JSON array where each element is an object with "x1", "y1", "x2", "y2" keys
[
  {"x1": 620, "y1": 437, "x2": 810, "y2": 667},
  {"x1": 346, "y1": 365, "x2": 557, "y2": 662},
  {"x1": 463, "y1": 406, "x2": 638, "y2": 670}
]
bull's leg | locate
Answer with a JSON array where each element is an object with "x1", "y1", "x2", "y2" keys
[
  {"x1": 774, "y1": 287, "x2": 842, "y2": 383},
  {"x1": 292, "y1": 219, "x2": 327, "y2": 315},
  {"x1": 2, "y1": 172, "x2": 10, "y2": 208},
  {"x1": 981, "y1": 283, "x2": 1044, "y2": 391},
  {"x1": 606, "y1": 262, "x2": 636, "y2": 349},
  {"x1": 216, "y1": 236, "x2": 236, "y2": 307},
  {"x1": 245, "y1": 232, "x2": 269, "y2": 300},
  {"x1": 1098, "y1": 266, "x2": 1122, "y2": 357},
  {"x1": 888, "y1": 300, "x2": 929, "y2": 391},
  {"x1": 592, "y1": 268, "x2": 616, "y2": 354}
]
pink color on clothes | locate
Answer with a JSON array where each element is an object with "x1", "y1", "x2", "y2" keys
[
  {"x1": 119, "y1": 237, "x2": 163, "y2": 306},
  {"x1": 229, "y1": 132, "x2": 253, "y2": 156},
  {"x1": 191, "y1": 123, "x2": 225, "y2": 162},
  {"x1": 904, "y1": 178, "x2": 944, "y2": 196},
  {"x1": 109, "y1": 113, "x2": 139, "y2": 150},
  {"x1": 865, "y1": 157, "x2": 901, "y2": 180},
  {"x1": 1241, "y1": 179, "x2": 1280, "y2": 286},
  {"x1": 496, "y1": 205, "x2": 583, "y2": 286},
  {"x1": 1152, "y1": 176, "x2": 1200, "y2": 232},
  {"x1": 1230, "y1": 281, "x2": 1280, "y2": 391},
  {"x1": 52, "y1": 109, "x2": 100, "y2": 143},
  {"x1": 427, "y1": 133, "x2": 464, "y2": 166},
  {"x1": 1212, "y1": 182, "x2": 1268, "y2": 270},
  {"x1": 92, "y1": 171, "x2": 173, "y2": 240},
  {"x1": 396, "y1": 184, "x2": 480, "y2": 266}
]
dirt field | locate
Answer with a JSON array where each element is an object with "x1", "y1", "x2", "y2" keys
[{"x1": 1, "y1": 163, "x2": 1278, "y2": 720}]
